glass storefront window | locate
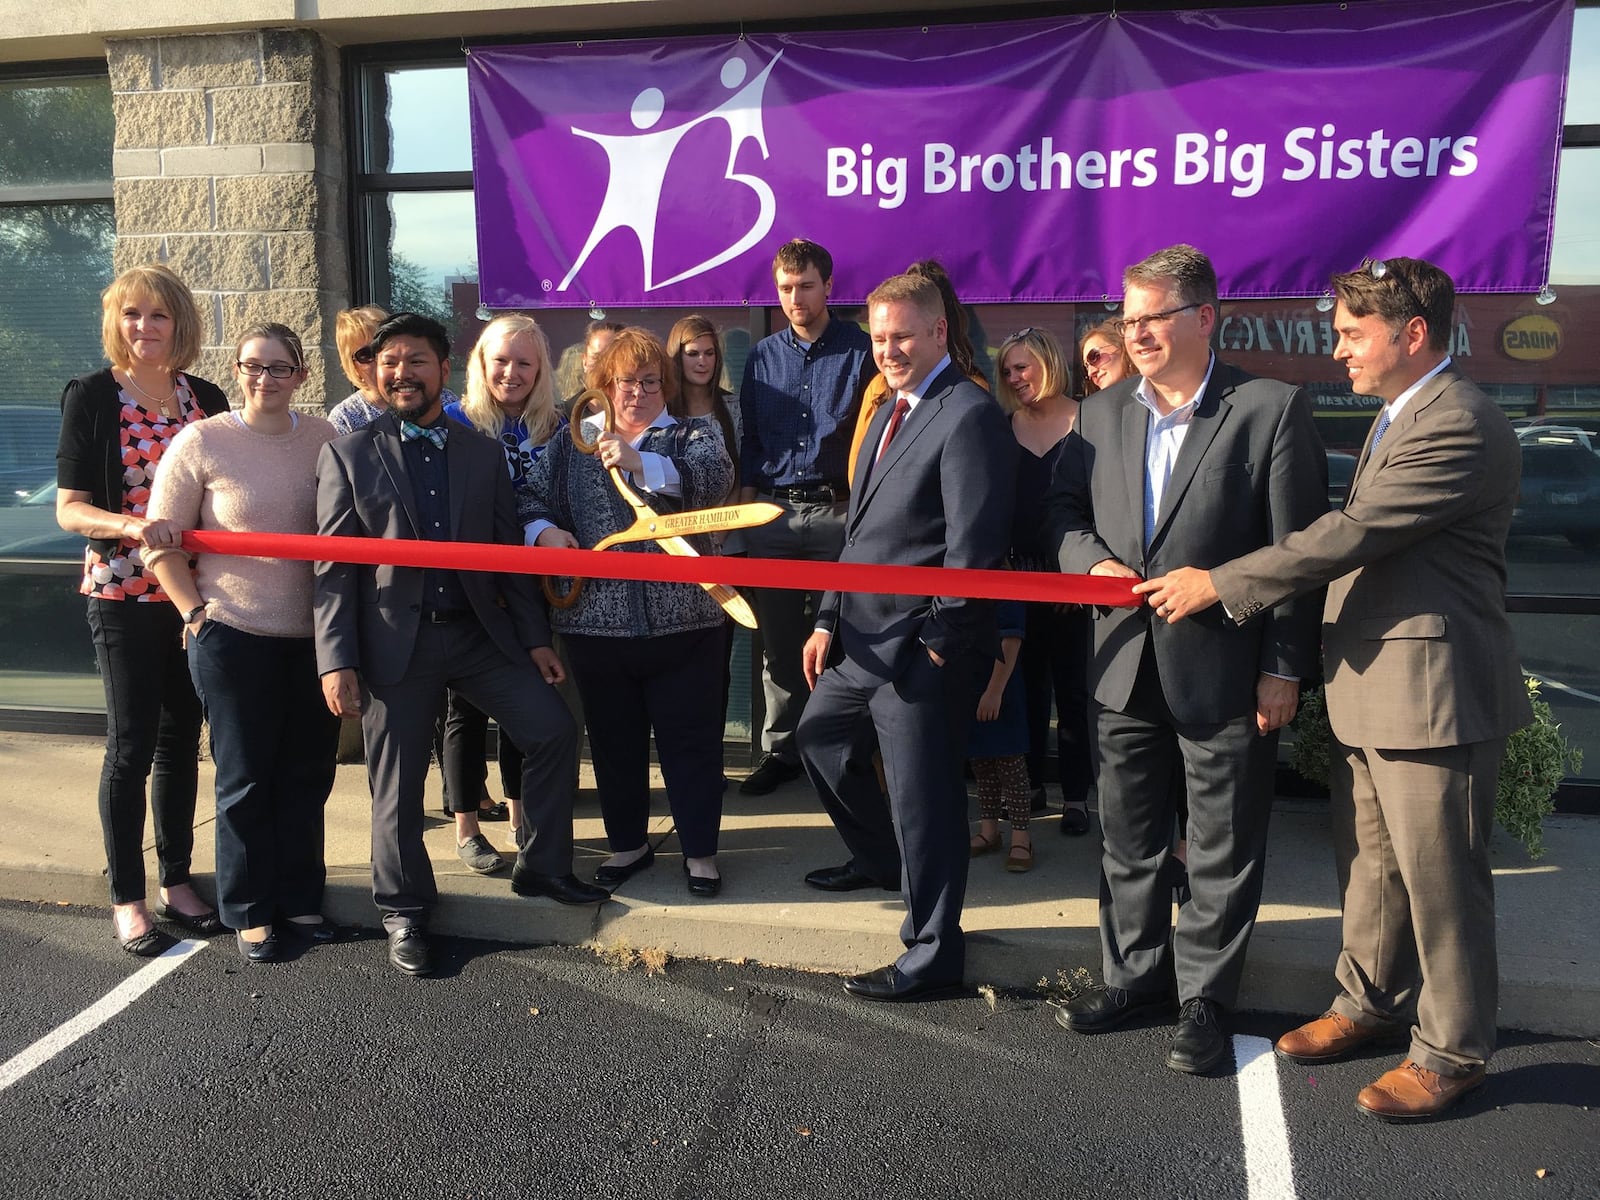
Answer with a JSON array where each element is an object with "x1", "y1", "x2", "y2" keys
[
  {"x1": 365, "y1": 65, "x2": 472, "y2": 174},
  {"x1": 1565, "y1": 6, "x2": 1600, "y2": 125}
]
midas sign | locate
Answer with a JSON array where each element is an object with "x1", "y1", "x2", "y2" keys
[{"x1": 1501, "y1": 313, "x2": 1562, "y2": 361}]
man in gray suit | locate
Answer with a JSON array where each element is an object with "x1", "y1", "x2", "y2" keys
[
  {"x1": 796, "y1": 271, "x2": 1014, "y2": 1002},
  {"x1": 1139, "y1": 257, "x2": 1529, "y2": 1120},
  {"x1": 315, "y1": 313, "x2": 606, "y2": 978},
  {"x1": 1045, "y1": 244, "x2": 1327, "y2": 1073}
]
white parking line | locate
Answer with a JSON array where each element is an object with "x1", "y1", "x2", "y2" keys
[
  {"x1": 1235, "y1": 1034, "x2": 1297, "y2": 1200},
  {"x1": 0, "y1": 938, "x2": 206, "y2": 1092},
  {"x1": 1525, "y1": 670, "x2": 1600, "y2": 705}
]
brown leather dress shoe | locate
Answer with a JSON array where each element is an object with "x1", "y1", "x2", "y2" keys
[
  {"x1": 1356, "y1": 1060, "x2": 1486, "y2": 1122},
  {"x1": 1275, "y1": 1011, "x2": 1391, "y2": 1064}
]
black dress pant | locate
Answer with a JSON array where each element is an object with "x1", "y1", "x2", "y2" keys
[
  {"x1": 1020, "y1": 601, "x2": 1094, "y2": 804},
  {"x1": 565, "y1": 626, "x2": 725, "y2": 859},
  {"x1": 86, "y1": 598, "x2": 203, "y2": 904}
]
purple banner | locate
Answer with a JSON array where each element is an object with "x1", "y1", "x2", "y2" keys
[{"x1": 467, "y1": 0, "x2": 1572, "y2": 307}]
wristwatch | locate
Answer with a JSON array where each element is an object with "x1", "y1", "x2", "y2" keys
[{"x1": 182, "y1": 604, "x2": 206, "y2": 624}]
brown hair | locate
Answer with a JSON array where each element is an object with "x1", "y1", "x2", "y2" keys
[
  {"x1": 233, "y1": 321, "x2": 306, "y2": 370},
  {"x1": 865, "y1": 273, "x2": 945, "y2": 327},
  {"x1": 1123, "y1": 243, "x2": 1219, "y2": 310},
  {"x1": 772, "y1": 237, "x2": 834, "y2": 283},
  {"x1": 666, "y1": 315, "x2": 738, "y2": 489},
  {"x1": 906, "y1": 259, "x2": 976, "y2": 380},
  {"x1": 1331, "y1": 257, "x2": 1454, "y2": 354},
  {"x1": 1077, "y1": 320, "x2": 1135, "y2": 393},
  {"x1": 588, "y1": 327, "x2": 678, "y2": 410},
  {"x1": 100, "y1": 264, "x2": 203, "y2": 373}
]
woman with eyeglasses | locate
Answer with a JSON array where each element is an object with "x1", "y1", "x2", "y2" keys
[
  {"x1": 55, "y1": 264, "x2": 231, "y2": 956},
  {"x1": 524, "y1": 328, "x2": 733, "y2": 897},
  {"x1": 144, "y1": 323, "x2": 341, "y2": 963},
  {"x1": 1079, "y1": 320, "x2": 1135, "y2": 394},
  {"x1": 995, "y1": 326, "x2": 1095, "y2": 843},
  {"x1": 439, "y1": 314, "x2": 568, "y2": 854}
]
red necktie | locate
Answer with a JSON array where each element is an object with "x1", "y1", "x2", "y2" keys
[{"x1": 876, "y1": 396, "x2": 911, "y2": 463}]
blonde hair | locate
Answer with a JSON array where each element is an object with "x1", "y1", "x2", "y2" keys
[
  {"x1": 995, "y1": 327, "x2": 1069, "y2": 413},
  {"x1": 100, "y1": 264, "x2": 202, "y2": 373},
  {"x1": 335, "y1": 305, "x2": 388, "y2": 396},
  {"x1": 461, "y1": 314, "x2": 560, "y2": 446},
  {"x1": 589, "y1": 327, "x2": 678, "y2": 410}
]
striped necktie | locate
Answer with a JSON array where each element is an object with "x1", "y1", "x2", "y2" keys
[{"x1": 1369, "y1": 408, "x2": 1392, "y2": 455}]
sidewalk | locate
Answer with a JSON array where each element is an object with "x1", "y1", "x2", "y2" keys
[{"x1": 3, "y1": 730, "x2": 1594, "y2": 1036}]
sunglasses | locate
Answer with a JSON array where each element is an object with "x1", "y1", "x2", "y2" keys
[
  {"x1": 352, "y1": 346, "x2": 376, "y2": 365},
  {"x1": 1084, "y1": 346, "x2": 1120, "y2": 369},
  {"x1": 1361, "y1": 257, "x2": 1429, "y2": 323},
  {"x1": 1002, "y1": 327, "x2": 1037, "y2": 344}
]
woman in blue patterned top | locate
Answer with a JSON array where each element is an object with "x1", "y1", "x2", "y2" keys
[
  {"x1": 438, "y1": 315, "x2": 568, "y2": 858},
  {"x1": 525, "y1": 327, "x2": 733, "y2": 897}
]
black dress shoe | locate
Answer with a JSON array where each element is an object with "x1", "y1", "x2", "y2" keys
[
  {"x1": 739, "y1": 754, "x2": 801, "y2": 796},
  {"x1": 1168, "y1": 998, "x2": 1231, "y2": 1074},
  {"x1": 235, "y1": 931, "x2": 281, "y2": 964},
  {"x1": 282, "y1": 917, "x2": 340, "y2": 945},
  {"x1": 1055, "y1": 985, "x2": 1175, "y2": 1033},
  {"x1": 1059, "y1": 803, "x2": 1091, "y2": 836},
  {"x1": 683, "y1": 861, "x2": 722, "y2": 898},
  {"x1": 594, "y1": 846, "x2": 655, "y2": 886},
  {"x1": 154, "y1": 901, "x2": 224, "y2": 937},
  {"x1": 843, "y1": 964, "x2": 965, "y2": 1002},
  {"x1": 804, "y1": 863, "x2": 899, "y2": 893},
  {"x1": 387, "y1": 926, "x2": 433, "y2": 976},
  {"x1": 511, "y1": 870, "x2": 610, "y2": 905}
]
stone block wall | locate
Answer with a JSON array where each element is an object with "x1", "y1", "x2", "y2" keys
[{"x1": 107, "y1": 30, "x2": 349, "y2": 412}]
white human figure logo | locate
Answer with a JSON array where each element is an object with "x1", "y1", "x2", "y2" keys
[{"x1": 557, "y1": 51, "x2": 783, "y2": 293}]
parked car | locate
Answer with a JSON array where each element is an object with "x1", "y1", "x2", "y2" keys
[
  {"x1": 1326, "y1": 451, "x2": 1358, "y2": 509},
  {"x1": 1511, "y1": 442, "x2": 1600, "y2": 553},
  {"x1": 0, "y1": 483, "x2": 79, "y2": 560},
  {"x1": 1517, "y1": 425, "x2": 1596, "y2": 454},
  {"x1": 0, "y1": 406, "x2": 61, "y2": 506},
  {"x1": 1519, "y1": 413, "x2": 1600, "y2": 443}
]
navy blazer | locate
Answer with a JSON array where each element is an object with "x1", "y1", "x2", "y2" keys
[{"x1": 817, "y1": 363, "x2": 1014, "y2": 683}]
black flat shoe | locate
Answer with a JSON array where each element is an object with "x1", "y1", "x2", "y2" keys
[
  {"x1": 476, "y1": 800, "x2": 510, "y2": 822},
  {"x1": 1060, "y1": 804, "x2": 1092, "y2": 836},
  {"x1": 511, "y1": 870, "x2": 610, "y2": 905},
  {"x1": 154, "y1": 901, "x2": 223, "y2": 937},
  {"x1": 282, "y1": 917, "x2": 339, "y2": 945},
  {"x1": 594, "y1": 846, "x2": 655, "y2": 886},
  {"x1": 683, "y1": 861, "x2": 721, "y2": 898},
  {"x1": 117, "y1": 927, "x2": 175, "y2": 958},
  {"x1": 235, "y1": 931, "x2": 280, "y2": 964}
]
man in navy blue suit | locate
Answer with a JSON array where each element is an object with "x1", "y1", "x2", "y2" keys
[{"x1": 796, "y1": 271, "x2": 1015, "y2": 1002}]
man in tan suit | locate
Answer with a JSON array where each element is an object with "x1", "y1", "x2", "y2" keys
[{"x1": 1137, "y1": 256, "x2": 1530, "y2": 1121}]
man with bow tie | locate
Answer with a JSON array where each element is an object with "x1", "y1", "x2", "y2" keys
[{"x1": 314, "y1": 312, "x2": 606, "y2": 978}]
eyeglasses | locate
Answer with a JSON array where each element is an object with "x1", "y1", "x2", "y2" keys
[
  {"x1": 237, "y1": 361, "x2": 299, "y2": 378},
  {"x1": 1112, "y1": 303, "x2": 1201, "y2": 340},
  {"x1": 615, "y1": 376, "x2": 663, "y2": 394},
  {"x1": 352, "y1": 346, "x2": 376, "y2": 365},
  {"x1": 1084, "y1": 346, "x2": 1121, "y2": 369},
  {"x1": 1361, "y1": 257, "x2": 1428, "y2": 323}
]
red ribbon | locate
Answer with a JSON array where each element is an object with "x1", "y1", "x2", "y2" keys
[{"x1": 182, "y1": 530, "x2": 1140, "y2": 607}]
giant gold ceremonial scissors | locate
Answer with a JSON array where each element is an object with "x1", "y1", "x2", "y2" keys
[{"x1": 541, "y1": 390, "x2": 779, "y2": 629}]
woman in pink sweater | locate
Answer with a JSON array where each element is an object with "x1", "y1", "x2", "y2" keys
[{"x1": 146, "y1": 323, "x2": 340, "y2": 963}]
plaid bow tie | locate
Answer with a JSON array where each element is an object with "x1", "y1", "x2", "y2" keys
[{"x1": 400, "y1": 420, "x2": 447, "y2": 449}]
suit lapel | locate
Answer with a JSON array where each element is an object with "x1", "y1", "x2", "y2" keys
[
  {"x1": 373, "y1": 412, "x2": 423, "y2": 538},
  {"x1": 1346, "y1": 368, "x2": 1454, "y2": 507},
  {"x1": 1120, "y1": 390, "x2": 1150, "y2": 550}
]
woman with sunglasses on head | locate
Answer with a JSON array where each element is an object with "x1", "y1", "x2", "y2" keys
[
  {"x1": 55, "y1": 264, "x2": 231, "y2": 956},
  {"x1": 144, "y1": 323, "x2": 340, "y2": 963},
  {"x1": 524, "y1": 328, "x2": 733, "y2": 897},
  {"x1": 1079, "y1": 320, "x2": 1136, "y2": 394},
  {"x1": 439, "y1": 314, "x2": 568, "y2": 855},
  {"x1": 666, "y1": 315, "x2": 742, "y2": 751},
  {"x1": 996, "y1": 326, "x2": 1095, "y2": 842}
]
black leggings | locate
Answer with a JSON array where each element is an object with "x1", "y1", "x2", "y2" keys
[{"x1": 87, "y1": 598, "x2": 203, "y2": 904}]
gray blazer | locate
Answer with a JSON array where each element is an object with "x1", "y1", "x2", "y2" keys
[
  {"x1": 313, "y1": 411, "x2": 551, "y2": 687},
  {"x1": 1044, "y1": 360, "x2": 1328, "y2": 725},
  {"x1": 1212, "y1": 368, "x2": 1531, "y2": 749},
  {"x1": 817, "y1": 363, "x2": 1015, "y2": 682}
]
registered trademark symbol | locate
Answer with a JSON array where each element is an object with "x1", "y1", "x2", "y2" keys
[{"x1": 541, "y1": 279, "x2": 553, "y2": 292}]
